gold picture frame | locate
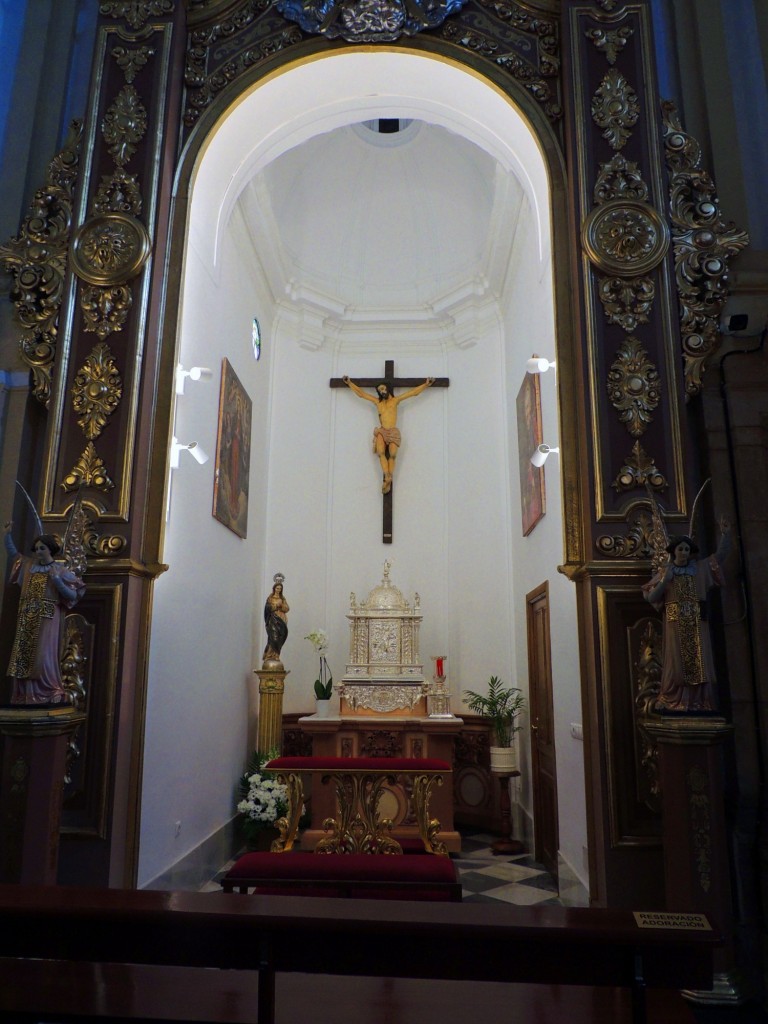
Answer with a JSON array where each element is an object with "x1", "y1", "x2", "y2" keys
[
  {"x1": 213, "y1": 358, "x2": 252, "y2": 538},
  {"x1": 516, "y1": 370, "x2": 545, "y2": 536}
]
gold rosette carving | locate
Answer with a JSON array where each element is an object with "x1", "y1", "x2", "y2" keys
[
  {"x1": 0, "y1": 120, "x2": 82, "y2": 405},
  {"x1": 72, "y1": 343, "x2": 123, "y2": 440},
  {"x1": 595, "y1": 509, "x2": 657, "y2": 558},
  {"x1": 612, "y1": 441, "x2": 667, "y2": 492},
  {"x1": 585, "y1": 26, "x2": 633, "y2": 65},
  {"x1": 100, "y1": 0, "x2": 174, "y2": 31},
  {"x1": 112, "y1": 45, "x2": 155, "y2": 83},
  {"x1": 606, "y1": 337, "x2": 660, "y2": 436},
  {"x1": 591, "y1": 68, "x2": 639, "y2": 150},
  {"x1": 582, "y1": 201, "x2": 669, "y2": 277},
  {"x1": 102, "y1": 85, "x2": 147, "y2": 167},
  {"x1": 93, "y1": 170, "x2": 143, "y2": 216},
  {"x1": 71, "y1": 213, "x2": 150, "y2": 287},
  {"x1": 80, "y1": 284, "x2": 133, "y2": 339},
  {"x1": 598, "y1": 275, "x2": 655, "y2": 332},
  {"x1": 62, "y1": 443, "x2": 116, "y2": 493},
  {"x1": 662, "y1": 102, "x2": 749, "y2": 397},
  {"x1": 594, "y1": 154, "x2": 649, "y2": 205}
]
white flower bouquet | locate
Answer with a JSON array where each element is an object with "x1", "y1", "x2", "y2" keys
[{"x1": 236, "y1": 752, "x2": 288, "y2": 845}]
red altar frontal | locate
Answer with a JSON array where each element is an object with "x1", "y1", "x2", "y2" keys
[{"x1": 296, "y1": 716, "x2": 462, "y2": 853}]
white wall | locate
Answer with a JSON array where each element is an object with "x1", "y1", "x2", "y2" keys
[
  {"x1": 504, "y1": 198, "x2": 588, "y2": 891},
  {"x1": 137, "y1": 210, "x2": 274, "y2": 887}
]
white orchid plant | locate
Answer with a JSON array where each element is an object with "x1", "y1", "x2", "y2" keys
[{"x1": 305, "y1": 628, "x2": 333, "y2": 700}]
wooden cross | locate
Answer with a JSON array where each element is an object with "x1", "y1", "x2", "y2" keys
[{"x1": 331, "y1": 359, "x2": 449, "y2": 544}]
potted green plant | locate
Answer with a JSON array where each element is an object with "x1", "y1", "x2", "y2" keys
[
  {"x1": 306, "y1": 629, "x2": 333, "y2": 716},
  {"x1": 463, "y1": 676, "x2": 526, "y2": 771}
]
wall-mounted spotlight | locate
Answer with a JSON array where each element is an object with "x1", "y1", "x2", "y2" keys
[
  {"x1": 526, "y1": 357, "x2": 556, "y2": 375},
  {"x1": 176, "y1": 363, "x2": 213, "y2": 395},
  {"x1": 530, "y1": 443, "x2": 559, "y2": 468},
  {"x1": 170, "y1": 437, "x2": 209, "y2": 468}
]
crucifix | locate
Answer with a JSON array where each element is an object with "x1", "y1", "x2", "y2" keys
[{"x1": 331, "y1": 360, "x2": 449, "y2": 544}]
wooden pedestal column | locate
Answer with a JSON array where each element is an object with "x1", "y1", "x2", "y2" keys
[
  {"x1": 255, "y1": 665, "x2": 288, "y2": 755},
  {"x1": 643, "y1": 716, "x2": 740, "y2": 1004},
  {"x1": 0, "y1": 706, "x2": 86, "y2": 884}
]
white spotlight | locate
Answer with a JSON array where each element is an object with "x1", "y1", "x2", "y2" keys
[
  {"x1": 171, "y1": 437, "x2": 209, "y2": 468},
  {"x1": 176, "y1": 363, "x2": 213, "y2": 394},
  {"x1": 526, "y1": 357, "x2": 556, "y2": 375},
  {"x1": 530, "y1": 443, "x2": 559, "y2": 468}
]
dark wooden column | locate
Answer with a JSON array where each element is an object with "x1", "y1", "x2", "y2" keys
[
  {"x1": 643, "y1": 716, "x2": 740, "y2": 1003},
  {"x1": 35, "y1": 4, "x2": 190, "y2": 887},
  {"x1": 0, "y1": 707, "x2": 86, "y2": 884}
]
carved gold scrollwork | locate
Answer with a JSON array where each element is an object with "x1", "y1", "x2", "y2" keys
[
  {"x1": 596, "y1": 508, "x2": 656, "y2": 558},
  {"x1": 100, "y1": 0, "x2": 174, "y2": 30},
  {"x1": 85, "y1": 524, "x2": 128, "y2": 557},
  {"x1": 102, "y1": 85, "x2": 148, "y2": 167},
  {"x1": 112, "y1": 45, "x2": 155, "y2": 82},
  {"x1": 607, "y1": 337, "x2": 660, "y2": 436},
  {"x1": 71, "y1": 213, "x2": 150, "y2": 286},
  {"x1": 72, "y1": 343, "x2": 123, "y2": 440},
  {"x1": 80, "y1": 284, "x2": 133, "y2": 339},
  {"x1": 662, "y1": 102, "x2": 749, "y2": 397},
  {"x1": 598, "y1": 275, "x2": 655, "y2": 332},
  {"x1": 634, "y1": 621, "x2": 662, "y2": 814},
  {"x1": 591, "y1": 68, "x2": 639, "y2": 150},
  {"x1": 0, "y1": 120, "x2": 82, "y2": 405},
  {"x1": 596, "y1": 0, "x2": 618, "y2": 9},
  {"x1": 612, "y1": 441, "x2": 667, "y2": 492},
  {"x1": 583, "y1": 201, "x2": 669, "y2": 276},
  {"x1": 585, "y1": 26, "x2": 633, "y2": 64},
  {"x1": 315, "y1": 772, "x2": 402, "y2": 855},
  {"x1": 93, "y1": 170, "x2": 143, "y2": 216},
  {"x1": 594, "y1": 154, "x2": 649, "y2": 205},
  {"x1": 62, "y1": 614, "x2": 89, "y2": 710},
  {"x1": 62, "y1": 443, "x2": 116, "y2": 493}
]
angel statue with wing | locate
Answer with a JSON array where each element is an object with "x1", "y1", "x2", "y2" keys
[
  {"x1": 4, "y1": 491, "x2": 86, "y2": 705},
  {"x1": 642, "y1": 482, "x2": 731, "y2": 714}
]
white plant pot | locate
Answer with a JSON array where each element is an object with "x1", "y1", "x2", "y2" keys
[
  {"x1": 489, "y1": 745, "x2": 517, "y2": 773},
  {"x1": 315, "y1": 699, "x2": 331, "y2": 718}
]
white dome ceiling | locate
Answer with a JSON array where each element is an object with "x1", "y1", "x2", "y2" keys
[{"x1": 236, "y1": 118, "x2": 526, "y2": 322}]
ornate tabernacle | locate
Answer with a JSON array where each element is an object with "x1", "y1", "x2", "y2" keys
[{"x1": 339, "y1": 561, "x2": 427, "y2": 715}]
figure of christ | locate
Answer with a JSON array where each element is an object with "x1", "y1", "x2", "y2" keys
[{"x1": 342, "y1": 375, "x2": 434, "y2": 493}]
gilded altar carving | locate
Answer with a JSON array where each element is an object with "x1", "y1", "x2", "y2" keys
[
  {"x1": 598, "y1": 275, "x2": 655, "y2": 332},
  {"x1": 102, "y1": 85, "x2": 148, "y2": 167},
  {"x1": 596, "y1": 508, "x2": 657, "y2": 558},
  {"x1": 100, "y1": 0, "x2": 174, "y2": 30},
  {"x1": 606, "y1": 337, "x2": 660, "y2": 436},
  {"x1": 359, "y1": 731, "x2": 403, "y2": 759},
  {"x1": 62, "y1": 443, "x2": 116, "y2": 493},
  {"x1": 80, "y1": 283, "x2": 133, "y2": 339},
  {"x1": 612, "y1": 441, "x2": 666, "y2": 493},
  {"x1": 71, "y1": 213, "x2": 151, "y2": 286},
  {"x1": 582, "y1": 201, "x2": 669, "y2": 277},
  {"x1": 112, "y1": 45, "x2": 155, "y2": 83},
  {"x1": 93, "y1": 171, "x2": 143, "y2": 216},
  {"x1": 341, "y1": 684, "x2": 426, "y2": 714},
  {"x1": 275, "y1": 0, "x2": 466, "y2": 42},
  {"x1": 84, "y1": 521, "x2": 128, "y2": 557},
  {"x1": 633, "y1": 621, "x2": 662, "y2": 814},
  {"x1": 72, "y1": 343, "x2": 123, "y2": 440},
  {"x1": 585, "y1": 25, "x2": 633, "y2": 65},
  {"x1": 0, "y1": 120, "x2": 82, "y2": 406},
  {"x1": 662, "y1": 102, "x2": 749, "y2": 397},
  {"x1": 594, "y1": 154, "x2": 649, "y2": 205},
  {"x1": 62, "y1": 615, "x2": 89, "y2": 710},
  {"x1": 591, "y1": 68, "x2": 639, "y2": 150},
  {"x1": 315, "y1": 772, "x2": 403, "y2": 855}
]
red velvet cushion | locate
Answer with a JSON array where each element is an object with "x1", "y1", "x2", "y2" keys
[
  {"x1": 225, "y1": 852, "x2": 457, "y2": 884},
  {"x1": 265, "y1": 756, "x2": 451, "y2": 772}
]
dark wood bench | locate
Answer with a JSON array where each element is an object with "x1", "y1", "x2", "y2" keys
[
  {"x1": 0, "y1": 883, "x2": 719, "y2": 1024},
  {"x1": 221, "y1": 849, "x2": 462, "y2": 900}
]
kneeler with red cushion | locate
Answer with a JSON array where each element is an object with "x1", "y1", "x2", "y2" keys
[{"x1": 221, "y1": 851, "x2": 461, "y2": 902}]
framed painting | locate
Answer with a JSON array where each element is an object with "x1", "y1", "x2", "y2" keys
[
  {"x1": 516, "y1": 370, "x2": 545, "y2": 536},
  {"x1": 213, "y1": 358, "x2": 252, "y2": 538}
]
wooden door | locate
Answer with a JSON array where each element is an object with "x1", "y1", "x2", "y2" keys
[{"x1": 526, "y1": 582, "x2": 559, "y2": 877}]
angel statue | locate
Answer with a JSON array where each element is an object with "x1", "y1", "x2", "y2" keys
[
  {"x1": 3, "y1": 489, "x2": 87, "y2": 705},
  {"x1": 642, "y1": 483, "x2": 731, "y2": 714}
]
